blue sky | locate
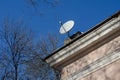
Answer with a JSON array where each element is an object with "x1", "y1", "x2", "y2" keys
[{"x1": 0, "y1": 0, "x2": 120, "y2": 45}]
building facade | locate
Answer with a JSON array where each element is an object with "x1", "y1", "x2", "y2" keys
[{"x1": 45, "y1": 11, "x2": 120, "y2": 80}]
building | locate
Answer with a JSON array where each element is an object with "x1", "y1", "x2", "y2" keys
[{"x1": 45, "y1": 11, "x2": 120, "y2": 80}]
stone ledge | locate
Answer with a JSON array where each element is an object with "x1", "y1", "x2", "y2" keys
[{"x1": 46, "y1": 15, "x2": 120, "y2": 68}]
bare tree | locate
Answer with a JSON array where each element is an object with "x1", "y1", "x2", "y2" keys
[
  {"x1": 0, "y1": 54, "x2": 13, "y2": 80},
  {"x1": 25, "y1": 33, "x2": 60, "y2": 80},
  {"x1": 0, "y1": 17, "x2": 60, "y2": 80},
  {"x1": 0, "y1": 18, "x2": 34, "y2": 80},
  {"x1": 26, "y1": 0, "x2": 60, "y2": 8},
  {"x1": 36, "y1": 33, "x2": 59, "y2": 58}
]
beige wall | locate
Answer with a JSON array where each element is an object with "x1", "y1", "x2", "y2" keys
[
  {"x1": 79, "y1": 59, "x2": 120, "y2": 80},
  {"x1": 61, "y1": 32, "x2": 120, "y2": 80}
]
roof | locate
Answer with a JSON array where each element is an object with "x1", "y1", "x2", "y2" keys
[{"x1": 44, "y1": 10, "x2": 120, "y2": 61}]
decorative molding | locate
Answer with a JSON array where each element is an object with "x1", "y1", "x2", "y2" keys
[
  {"x1": 46, "y1": 15, "x2": 120, "y2": 67},
  {"x1": 62, "y1": 49, "x2": 120, "y2": 80}
]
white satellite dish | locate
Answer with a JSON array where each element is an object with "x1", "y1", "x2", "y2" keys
[{"x1": 59, "y1": 20, "x2": 74, "y2": 37}]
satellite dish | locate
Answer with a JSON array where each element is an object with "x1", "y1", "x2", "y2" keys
[{"x1": 59, "y1": 20, "x2": 74, "y2": 37}]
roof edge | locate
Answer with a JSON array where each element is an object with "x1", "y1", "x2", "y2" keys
[{"x1": 44, "y1": 10, "x2": 120, "y2": 61}]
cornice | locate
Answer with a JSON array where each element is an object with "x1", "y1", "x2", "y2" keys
[{"x1": 45, "y1": 12, "x2": 120, "y2": 69}]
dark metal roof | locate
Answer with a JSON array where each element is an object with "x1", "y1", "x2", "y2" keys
[{"x1": 44, "y1": 10, "x2": 120, "y2": 60}]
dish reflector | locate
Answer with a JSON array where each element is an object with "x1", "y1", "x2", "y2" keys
[{"x1": 60, "y1": 20, "x2": 74, "y2": 34}]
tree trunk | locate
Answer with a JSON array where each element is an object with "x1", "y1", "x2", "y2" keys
[{"x1": 14, "y1": 65, "x2": 18, "y2": 80}]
